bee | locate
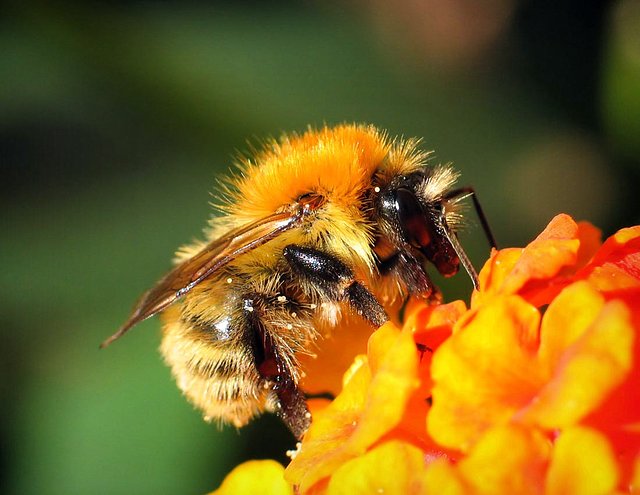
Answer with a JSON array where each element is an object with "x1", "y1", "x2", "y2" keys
[{"x1": 101, "y1": 124, "x2": 496, "y2": 439}]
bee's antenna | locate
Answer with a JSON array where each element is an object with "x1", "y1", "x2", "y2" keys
[{"x1": 444, "y1": 187, "x2": 497, "y2": 249}]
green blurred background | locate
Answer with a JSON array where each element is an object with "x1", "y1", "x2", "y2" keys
[{"x1": 2, "y1": 1, "x2": 639, "y2": 493}]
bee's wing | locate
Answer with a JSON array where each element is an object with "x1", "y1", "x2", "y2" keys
[{"x1": 101, "y1": 209, "x2": 302, "y2": 348}]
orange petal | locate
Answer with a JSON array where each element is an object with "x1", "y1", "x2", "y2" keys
[
  {"x1": 631, "y1": 455, "x2": 640, "y2": 493},
  {"x1": 286, "y1": 322, "x2": 419, "y2": 492},
  {"x1": 579, "y1": 226, "x2": 640, "y2": 292},
  {"x1": 428, "y1": 295, "x2": 542, "y2": 451},
  {"x1": 424, "y1": 425, "x2": 550, "y2": 495},
  {"x1": 497, "y1": 213, "x2": 582, "y2": 288},
  {"x1": 546, "y1": 427, "x2": 620, "y2": 495},
  {"x1": 403, "y1": 298, "x2": 467, "y2": 337},
  {"x1": 587, "y1": 226, "x2": 640, "y2": 270},
  {"x1": 582, "y1": 289, "x2": 640, "y2": 485},
  {"x1": 499, "y1": 215, "x2": 581, "y2": 304},
  {"x1": 325, "y1": 440, "x2": 426, "y2": 495},
  {"x1": 575, "y1": 221, "x2": 605, "y2": 268},
  {"x1": 299, "y1": 313, "x2": 373, "y2": 398},
  {"x1": 474, "y1": 215, "x2": 601, "y2": 307},
  {"x1": 210, "y1": 460, "x2": 293, "y2": 495},
  {"x1": 405, "y1": 299, "x2": 467, "y2": 396},
  {"x1": 378, "y1": 391, "x2": 453, "y2": 458}
]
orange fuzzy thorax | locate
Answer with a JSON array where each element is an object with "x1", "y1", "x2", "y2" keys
[{"x1": 203, "y1": 124, "x2": 431, "y2": 286}]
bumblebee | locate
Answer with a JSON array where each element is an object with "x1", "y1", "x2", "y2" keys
[{"x1": 102, "y1": 124, "x2": 495, "y2": 439}]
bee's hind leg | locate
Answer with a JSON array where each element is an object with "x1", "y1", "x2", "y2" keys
[
  {"x1": 282, "y1": 244, "x2": 389, "y2": 327},
  {"x1": 243, "y1": 294, "x2": 311, "y2": 439}
]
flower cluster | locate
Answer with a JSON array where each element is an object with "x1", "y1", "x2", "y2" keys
[{"x1": 212, "y1": 214, "x2": 640, "y2": 495}]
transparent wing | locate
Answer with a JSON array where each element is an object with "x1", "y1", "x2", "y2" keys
[{"x1": 101, "y1": 208, "x2": 304, "y2": 348}]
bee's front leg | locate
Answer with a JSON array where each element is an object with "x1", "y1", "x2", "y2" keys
[
  {"x1": 282, "y1": 244, "x2": 388, "y2": 326},
  {"x1": 377, "y1": 249, "x2": 440, "y2": 302}
]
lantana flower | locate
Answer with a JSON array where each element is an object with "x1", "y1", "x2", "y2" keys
[{"x1": 212, "y1": 214, "x2": 640, "y2": 495}]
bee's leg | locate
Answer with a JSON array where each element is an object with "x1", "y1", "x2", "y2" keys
[
  {"x1": 282, "y1": 244, "x2": 388, "y2": 326},
  {"x1": 378, "y1": 250, "x2": 439, "y2": 301},
  {"x1": 272, "y1": 371, "x2": 310, "y2": 440},
  {"x1": 243, "y1": 297, "x2": 311, "y2": 439}
]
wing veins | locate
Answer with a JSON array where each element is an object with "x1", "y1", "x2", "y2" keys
[{"x1": 100, "y1": 209, "x2": 300, "y2": 348}]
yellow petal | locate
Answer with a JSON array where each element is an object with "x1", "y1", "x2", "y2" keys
[
  {"x1": 461, "y1": 425, "x2": 550, "y2": 495},
  {"x1": 210, "y1": 460, "x2": 293, "y2": 495},
  {"x1": 545, "y1": 427, "x2": 619, "y2": 495},
  {"x1": 520, "y1": 296, "x2": 634, "y2": 429},
  {"x1": 425, "y1": 425, "x2": 550, "y2": 495},
  {"x1": 474, "y1": 248, "x2": 523, "y2": 305},
  {"x1": 325, "y1": 440, "x2": 425, "y2": 495},
  {"x1": 350, "y1": 324, "x2": 419, "y2": 449},
  {"x1": 428, "y1": 295, "x2": 542, "y2": 451},
  {"x1": 285, "y1": 357, "x2": 372, "y2": 491},
  {"x1": 536, "y1": 281, "x2": 605, "y2": 373},
  {"x1": 422, "y1": 459, "x2": 469, "y2": 495}
]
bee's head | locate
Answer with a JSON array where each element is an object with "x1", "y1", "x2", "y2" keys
[{"x1": 375, "y1": 168, "x2": 478, "y2": 286}]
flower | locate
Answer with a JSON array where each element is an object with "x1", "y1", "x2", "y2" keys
[
  {"x1": 211, "y1": 214, "x2": 640, "y2": 494},
  {"x1": 428, "y1": 282, "x2": 633, "y2": 451}
]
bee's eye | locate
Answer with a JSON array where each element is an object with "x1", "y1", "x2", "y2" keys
[{"x1": 395, "y1": 188, "x2": 432, "y2": 249}]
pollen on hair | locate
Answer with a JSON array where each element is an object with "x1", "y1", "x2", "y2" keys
[{"x1": 286, "y1": 442, "x2": 303, "y2": 460}]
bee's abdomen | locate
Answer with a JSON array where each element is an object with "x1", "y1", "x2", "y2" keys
[{"x1": 159, "y1": 305, "x2": 271, "y2": 428}]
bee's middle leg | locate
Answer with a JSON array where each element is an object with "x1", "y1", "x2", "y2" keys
[{"x1": 282, "y1": 244, "x2": 388, "y2": 326}]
